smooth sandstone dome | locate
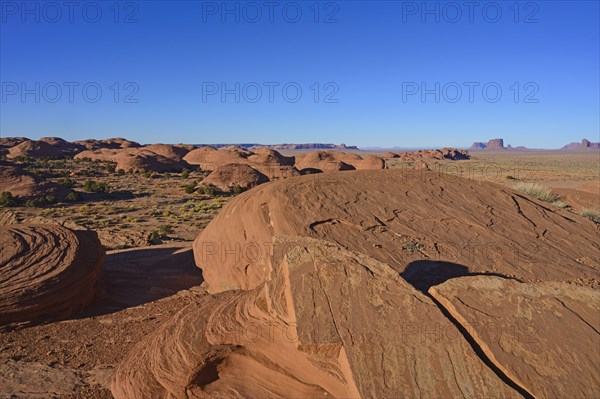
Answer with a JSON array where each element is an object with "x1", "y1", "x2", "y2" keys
[
  {"x1": 194, "y1": 169, "x2": 599, "y2": 293},
  {"x1": 75, "y1": 148, "x2": 190, "y2": 173},
  {"x1": 0, "y1": 224, "x2": 105, "y2": 324},
  {"x1": 142, "y1": 144, "x2": 191, "y2": 160},
  {"x1": 0, "y1": 164, "x2": 69, "y2": 200},
  {"x1": 197, "y1": 163, "x2": 269, "y2": 193}
]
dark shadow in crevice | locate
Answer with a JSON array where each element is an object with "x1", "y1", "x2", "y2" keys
[{"x1": 400, "y1": 260, "x2": 518, "y2": 294}]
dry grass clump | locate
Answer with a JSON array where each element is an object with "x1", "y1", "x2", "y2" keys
[
  {"x1": 514, "y1": 183, "x2": 559, "y2": 203},
  {"x1": 581, "y1": 209, "x2": 600, "y2": 224}
]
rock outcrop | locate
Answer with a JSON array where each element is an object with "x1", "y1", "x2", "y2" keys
[
  {"x1": 75, "y1": 148, "x2": 190, "y2": 173},
  {"x1": 194, "y1": 169, "x2": 598, "y2": 293},
  {"x1": 197, "y1": 163, "x2": 269, "y2": 193},
  {"x1": 430, "y1": 276, "x2": 600, "y2": 398},
  {"x1": 113, "y1": 169, "x2": 599, "y2": 398},
  {"x1": 112, "y1": 237, "x2": 518, "y2": 399},
  {"x1": 7, "y1": 138, "x2": 81, "y2": 159},
  {"x1": 0, "y1": 164, "x2": 69, "y2": 200},
  {"x1": 0, "y1": 224, "x2": 105, "y2": 324},
  {"x1": 561, "y1": 138, "x2": 600, "y2": 150}
]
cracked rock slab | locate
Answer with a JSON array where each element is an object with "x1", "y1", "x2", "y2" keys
[
  {"x1": 112, "y1": 237, "x2": 520, "y2": 399},
  {"x1": 430, "y1": 276, "x2": 600, "y2": 399}
]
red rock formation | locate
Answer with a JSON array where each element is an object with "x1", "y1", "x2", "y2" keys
[
  {"x1": 194, "y1": 169, "x2": 598, "y2": 293},
  {"x1": 0, "y1": 224, "x2": 105, "y2": 324},
  {"x1": 197, "y1": 163, "x2": 269, "y2": 193},
  {"x1": 430, "y1": 276, "x2": 600, "y2": 398},
  {"x1": 111, "y1": 238, "x2": 517, "y2": 399},
  {"x1": 0, "y1": 164, "x2": 69, "y2": 200}
]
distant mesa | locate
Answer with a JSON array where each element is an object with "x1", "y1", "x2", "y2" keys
[
  {"x1": 561, "y1": 138, "x2": 600, "y2": 150},
  {"x1": 250, "y1": 143, "x2": 358, "y2": 151},
  {"x1": 469, "y1": 138, "x2": 506, "y2": 151}
]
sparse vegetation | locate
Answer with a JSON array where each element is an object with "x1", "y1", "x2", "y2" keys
[
  {"x1": 0, "y1": 192, "x2": 19, "y2": 207},
  {"x1": 65, "y1": 191, "x2": 82, "y2": 202},
  {"x1": 506, "y1": 175, "x2": 516, "y2": 180},
  {"x1": 184, "y1": 180, "x2": 198, "y2": 194},
  {"x1": 514, "y1": 183, "x2": 559, "y2": 203},
  {"x1": 581, "y1": 209, "x2": 600, "y2": 224},
  {"x1": 182, "y1": 168, "x2": 191, "y2": 178},
  {"x1": 83, "y1": 180, "x2": 108, "y2": 193},
  {"x1": 550, "y1": 200, "x2": 569, "y2": 209},
  {"x1": 197, "y1": 185, "x2": 216, "y2": 196},
  {"x1": 402, "y1": 239, "x2": 425, "y2": 252},
  {"x1": 232, "y1": 184, "x2": 244, "y2": 194}
]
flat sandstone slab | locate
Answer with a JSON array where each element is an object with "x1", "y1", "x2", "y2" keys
[{"x1": 430, "y1": 276, "x2": 600, "y2": 399}]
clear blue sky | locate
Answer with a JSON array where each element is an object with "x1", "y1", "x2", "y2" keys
[{"x1": 1, "y1": 0, "x2": 598, "y2": 148}]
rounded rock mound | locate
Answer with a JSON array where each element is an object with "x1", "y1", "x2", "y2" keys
[
  {"x1": 0, "y1": 164, "x2": 69, "y2": 201},
  {"x1": 194, "y1": 169, "x2": 599, "y2": 293},
  {"x1": 0, "y1": 224, "x2": 105, "y2": 324},
  {"x1": 197, "y1": 163, "x2": 269, "y2": 193}
]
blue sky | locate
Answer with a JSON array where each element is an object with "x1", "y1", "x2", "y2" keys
[{"x1": 1, "y1": 0, "x2": 598, "y2": 148}]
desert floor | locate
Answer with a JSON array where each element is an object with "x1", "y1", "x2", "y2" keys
[{"x1": 0, "y1": 151, "x2": 598, "y2": 398}]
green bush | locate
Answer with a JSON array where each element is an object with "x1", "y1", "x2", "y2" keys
[
  {"x1": 83, "y1": 180, "x2": 108, "y2": 193},
  {"x1": 0, "y1": 192, "x2": 18, "y2": 207},
  {"x1": 65, "y1": 191, "x2": 82, "y2": 202},
  {"x1": 56, "y1": 178, "x2": 74, "y2": 187},
  {"x1": 25, "y1": 197, "x2": 47, "y2": 208},
  {"x1": 514, "y1": 183, "x2": 559, "y2": 203},
  {"x1": 197, "y1": 185, "x2": 216, "y2": 196},
  {"x1": 184, "y1": 180, "x2": 198, "y2": 194},
  {"x1": 232, "y1": 184, "x2": 244, "y2": 194},
  {"x1": 181, "y1": 168, "x2": 191, "y2": 179}
]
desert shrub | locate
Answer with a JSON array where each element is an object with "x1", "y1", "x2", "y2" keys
[
  {"x1": 45, "y1": 195, "x2": 56, "y2": 204},
  {"x1": 197, "y1": 185, "x2": 216, "y2": 196},
  {"x1": 65, "y1": 191, "x2": 82, "y2": 202},
  {"x1": 184, "y1": 180, "x2": 198, "y2": 194},
  {"x1": 506, "y1": 175, "x2": 516, "y2": 180},
  {"x1": 402, "y1": 239, "x2": 424, "y2": 252},
  {"x1": 0, "y1": 192, "x2": 18, "y2": 207},
  {"x1": 83, "y1": 180, "x2": 108, "y2": 193},
  {"x1": 550, "y1": 200, "x2": 569, "y2": 209},
  {"x1": 181, "y1": 168, "x2": 191, "y2": 179},
  {"x1": 581, "y1": 209, "x2": 600, "y2": 224},
  {"x1": 514, "y1": 183, "x2": 559, "y2": 203},
  {"x1": 25, "y1": 197, "x2": 47, "y2": 208},
  {"x1": 232, "y1": 184, "x2": 244, "y2": 194},
  {"x1": 143, "y1": 171, "x2": 153, "y2": 178},
  {"x1": 103, "y1": 163, "x2": 117, "y2": 173},
  {"x1": 117, "y1": 168, "x2": 125, "y2": 175},
  {"x1": 159, "y1": 224, "x2": 174, "y2": 236},
  {"x1": 148, "y1": 225, "x2": 174, "y2": 244},
  {"x1": 56, "y1": 178, "x2": 74, "y2": 187}
]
